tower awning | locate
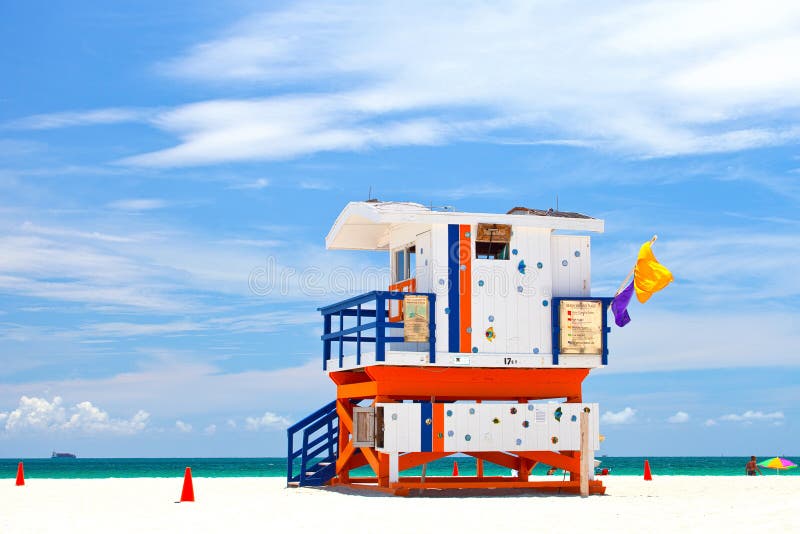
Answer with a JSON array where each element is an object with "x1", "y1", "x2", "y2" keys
[{"x1": 326, "y1": 201, "x2": 604, "y2": 251}]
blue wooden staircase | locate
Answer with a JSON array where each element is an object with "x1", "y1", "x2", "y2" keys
[{"x1": 286, "y1": 400, "x2": 338, "y2": 487}]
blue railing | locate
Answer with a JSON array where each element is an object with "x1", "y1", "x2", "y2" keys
[
  {"x1": 286, "y1": 400, "x2": 338, "y2": 487},
  {"x1": 318, "y1": 290, "x2": 436, "y2": 370}
]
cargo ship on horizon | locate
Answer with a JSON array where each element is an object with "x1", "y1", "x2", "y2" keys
[{"x1": 51, "y1": 451, "x2": 77, "y2": 459}]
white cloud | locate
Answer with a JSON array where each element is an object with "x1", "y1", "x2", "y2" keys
[
  {"x1": 82, "y1": 321, "x2": 204, "y2": 337},
  {"x1": 598, "y1": 309, "x2": 800, "y2": 374},
  {"x1": 226, "y1": 419, "x2": 237, "y2": 429},
  {"x1": 0, "y1": 360, "x2": 332, "y2": 424},
  {"x1": 108, "y1": 198, "x2": 167, "y2": 211},
  {"x1": 0, "y1": 215, "x2": 377, "y2": 313},
  {"x1": 704, "y1": 411, "x2": 786, "y2": 427},
  {"x1": 298, "y1": 180, "x2": 332, "y2": 191},
  {"x1": 1, "y1": 396, "x2": 149, "y2": 435},
  {"x1": 601, "y1": 407, "x2": 636, "y2": 424},
  {"x1": 229, "y1": 178, "x2": 270, "y2": 190},
  {"x1": 204, "y1": 424, "x2": 217, "y2": 435},
  {"x1": 245, "y1": 411, "x2": 291, "y2": 430},
  {"x1": 5, "y1": 107, "x2": 153, "y2": 130},
  {"x1": 123, "y1": 1, "x2": 800, "y2": 165},
  {"x1": 667, "y1": 411, "x2": 690, "y2": 424},
  {"x1": 175, "y1": 420, "x2": 193, "y2": 433},
  {"x1": 719, "y1": 410, "x2": 785, "y2": 422},
  {"x1": 21, "y1": 221, "x2": 136, "y2": 243},
  {"x1": 10, "y1": 2, "x2": 799, "y2": 166}
]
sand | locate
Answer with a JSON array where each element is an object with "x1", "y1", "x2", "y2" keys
[{"x1": 2, "y1": 476, "x2": 797, "y2": 533}]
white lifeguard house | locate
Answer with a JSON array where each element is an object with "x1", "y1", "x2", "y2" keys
[{"x1": 287, "y1": 200, "x2": 613, "y2": 495}]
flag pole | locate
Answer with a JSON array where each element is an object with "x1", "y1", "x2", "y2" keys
[{"x1": 614, "y1": 235, "x2": 658, "y2": 296}]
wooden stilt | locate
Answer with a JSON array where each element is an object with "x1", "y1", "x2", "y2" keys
[{"x1": 580, "y1": 411, "x2": 589, "y2": 497}]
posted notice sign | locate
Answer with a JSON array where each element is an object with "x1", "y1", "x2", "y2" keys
[
  {"x1": 403, "y1": 294, "x2": 429, "y2": 343},
  {"x1": 558, "y1": 300, "x2": 603, "y2": 355}
]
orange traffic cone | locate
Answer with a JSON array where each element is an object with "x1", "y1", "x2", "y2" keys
[
  {"x1": 643, "y1": 459, "x2": 653, "y2": 481},
  {"x1": 180, "y1": 467, "x2": 195, "y2": 502},
  {"x1": 452, "y1": 461, "x2": 459, "y2": 476},
  {"x1": 15, "y1": 462, "x2": 24, "y2": 486}
]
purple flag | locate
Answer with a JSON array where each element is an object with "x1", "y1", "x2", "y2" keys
[{"x1": 611, "y1": 280, "x2": 634, "y2": 327}]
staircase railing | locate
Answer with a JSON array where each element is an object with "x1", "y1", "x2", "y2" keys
[{"x1": 286, "y1": 400, "x2": 338, "y2": 486}]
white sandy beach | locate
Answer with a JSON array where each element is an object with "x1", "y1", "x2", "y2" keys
[{"x1": 2, "y1": 476, "x2": 798, "y2": 533}]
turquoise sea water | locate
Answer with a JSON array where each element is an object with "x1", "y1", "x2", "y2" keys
[{"x1": 2, "y1": 456, "x2": 798, "y2": 479}]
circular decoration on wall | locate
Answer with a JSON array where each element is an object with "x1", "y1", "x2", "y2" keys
[
  {"x1": 478, "y1": 280, "x2": 485, "y2": 287},
  {"x1": 583, "y1": 407, "x2": 591, "y2": 413},
  {"x1": 469, "y1": 408, "x2": 476, "y2": 415},
  {"x1": 554, "y1": 407, "x2": 563, "y2": 422},
  {"x1": 527, "y1": 405, "x2": 534, "y2": 411},
  {"x1": 391, "y1": 413, "x2": 398, "y2": 421},
  {"x1": 472, "y1": 347, "x2": 478, "y2": 353},
  {"x1": 492, "y1": 417, "x2": 500, "y2": 424},
  {"x1": 465, "y1": 231, "x2": 471, "y2": 238},
  {"x1": 437, "y1": 432, "x2": 443, "y2": 439},
  {"x1": 460, "y1": 264, "x2": 466, "y2": 271},
  {"x1": 465, "y1": 434, "x2": 472, "y2": 441},
  {"x1": 562, "y1": 260, "x2": 568, "y2": 267},
  {"x1": 542, "y1": 300, "x2": 549, "y2": 307},
  {"x1": 488, "y1": 315, "x2": 495, "y2": 322},
  {"x1": 574, "y1": 250, "x2": 581, "y2": 257},
  {"x1": 444, "y1": 307, "x2": 450, "y2": 314},
  {"x1": 439, "y1": 278, "x2": 445, "y2": 285},
  {"x1": 466, "y1": 327, "x2": 472, "y2": 334},
  {"x1": 517, "y1": 260, "x2": 527, "y2": 274},
  {"x1": 517, "y1": 285, "x2": 524, "y2": 293},
  {"x1": 533, "y1": 347, "x2": 540, "y2": 354},
  {"x1": 510, "y1": 407, "x2": 517, "y2": 414},
  {"x1": 522, "y1": 420, "x2": 530, "y2": 428},
  {"x1": 424, "y1": 259, "x2": 428, "y2": 266},
  {"x1": 516, "y1": 438, "x2": 522, "y2": 446},
  {"x1": 551, "y1": 436, "x2": 559, "y2": 444},
  {"x1": 512, "y1": 248, "x2": 518, "y2": 255},
  {"x1": 448, "y1": 430, "x2": 454, "y2": 437},
  {"x1": 571, "y1": 415, "x2": 577, "y2": 422},
  {"x1": 485, "y1": 326, "x2": 496, "y2": 342},
  {"x1": 537, "y1": 262, "x2": 543, "y2": 269},
  {"x1": 425, "y1": 418, "x2": 432, "y2": 425},
  {"x1": 446, "y1": 409, "x2": 453, "y2": 417}
]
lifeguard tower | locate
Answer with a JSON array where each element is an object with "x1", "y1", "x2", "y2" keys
[{"x1": 287, "y1": 201, "x2": 613, "y2": 495}]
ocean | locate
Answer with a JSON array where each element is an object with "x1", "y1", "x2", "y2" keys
[{"x1": 2, "y1": 456, "x2": 798, "y2": 479}]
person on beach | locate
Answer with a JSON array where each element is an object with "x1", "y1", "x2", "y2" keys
[{"x1": 746, "y1": 456, "x2": 763, "y2": 476}]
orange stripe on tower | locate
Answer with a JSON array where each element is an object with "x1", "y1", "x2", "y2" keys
[
  {"x1": 459, "y1": 224, "x2": 472, "y2": 353},
  {"x1": 433, "y1": 403, "x2": 445, "y2": 452}
]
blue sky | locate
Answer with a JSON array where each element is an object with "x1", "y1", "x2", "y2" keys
[{"x1": 1, "y1": 1, "x2": 799, "y2": 457}]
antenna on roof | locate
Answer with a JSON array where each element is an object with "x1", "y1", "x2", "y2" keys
[
  {"x1": 368, "y1": 186, "x2": 372, "y2": 201},
  {"x1": 556, "y1": 195, "x2": 559, "y2": 213}
]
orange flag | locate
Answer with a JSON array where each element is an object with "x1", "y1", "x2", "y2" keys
[{"x1": 634, "y1": 241, "x2": 673, "y2": 303}]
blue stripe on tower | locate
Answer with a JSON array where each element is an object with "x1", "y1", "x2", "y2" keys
[
  {"x1": 447, "y1": 224, "x2": 460, "y2": 353},
  {"x1": 420, "y1": 402, "x2": 433, "y2": 452}
]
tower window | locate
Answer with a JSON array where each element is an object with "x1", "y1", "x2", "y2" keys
[{"x1": 475, "y1": 223, "x2": 511, "y2": 260}]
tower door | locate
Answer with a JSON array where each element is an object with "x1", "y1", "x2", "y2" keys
[{"x1": 415, "y1": 231, "x2": 432, "y2": 293}]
